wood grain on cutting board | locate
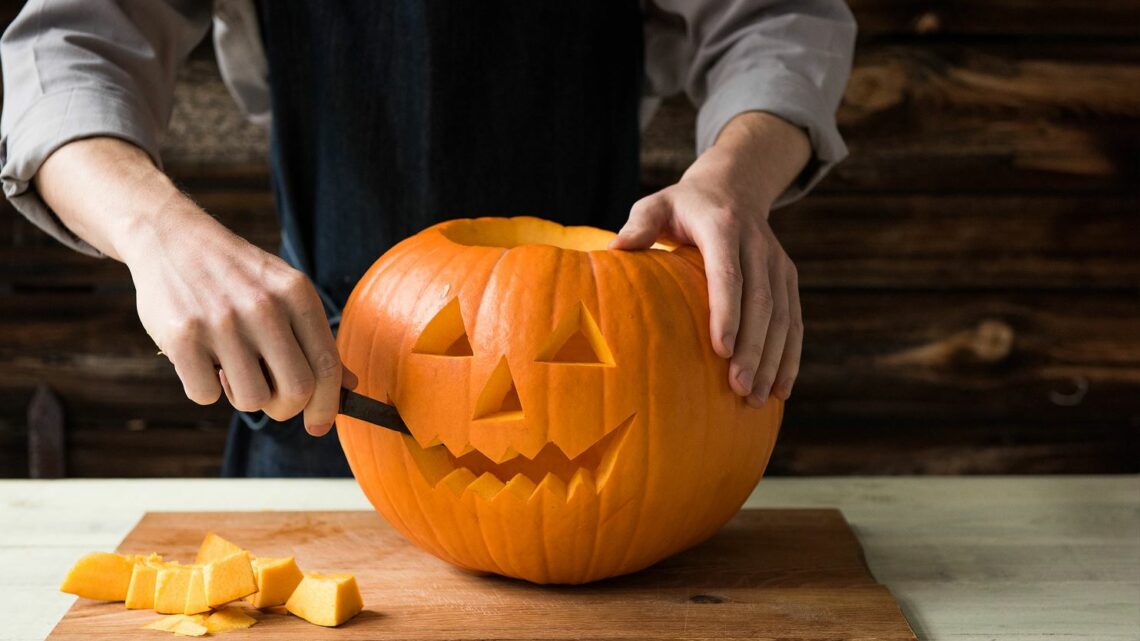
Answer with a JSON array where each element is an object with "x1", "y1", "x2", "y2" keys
[{"x1": 47, "y1": 509, "x2": 916, "y2": 640}]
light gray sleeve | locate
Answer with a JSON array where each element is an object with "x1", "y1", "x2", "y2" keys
[
  {"x1": 645, "y1": 0, "x2": 857, "y2": 207},
  {"x1": 0, "y1": 0, "x2": 211, "y2": 256}
]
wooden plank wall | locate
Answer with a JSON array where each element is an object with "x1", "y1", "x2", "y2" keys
[{"x1": 2, "y1": 1, "x2": 1138, "y2": 477}]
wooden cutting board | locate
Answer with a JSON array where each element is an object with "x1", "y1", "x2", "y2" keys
[{"x1": 47, "y1": 509, "x2": 915, "y2": 640}]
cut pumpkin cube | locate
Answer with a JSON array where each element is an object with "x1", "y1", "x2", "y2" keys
[
  {"x1": 154, "y1": 564, "x2": 195, "y2": 615},
  {"x1": 195, "y1": 532, "x2": 245, "y2": 565},
  {"x1": 247, "y1": 556, "x2": 304, "y2": 609},
  {"x1": 183, "y1": 567, "x2": 211, "y2": 615},
  {"x1": 59, "y1": 552, "x2": 139, "y2": 601},
  {"x1": 285, "y1": 572, "x2": 363, "y2": 627},
  {"x1": 204, "y1": 606, "x2": 258, "y2": 633},
  {"x1": 203, "y1": 551, "x2": 257, "y2": 607},
  {"x1": 125, "y1": 558, "x2": 163, "y2": 609}
]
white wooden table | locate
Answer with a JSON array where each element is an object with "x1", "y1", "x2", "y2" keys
[{"x1": 1, "y1": 476, "x2": 1137, "y2": 640}]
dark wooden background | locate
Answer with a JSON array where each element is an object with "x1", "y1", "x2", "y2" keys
[{"x1": 2, "y1": 1, "x2": 1138, "y2": 477}]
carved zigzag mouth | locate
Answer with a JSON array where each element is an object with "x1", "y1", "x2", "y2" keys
[{"x1": 402, "y1": 413, "x2": 636, "y2": 501}]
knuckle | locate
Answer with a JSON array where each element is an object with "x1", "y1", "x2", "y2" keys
[
  {"x1": 788, "y1": 314, "x2": 805, "y2": 335},
  {"x1": 770, "y1": 308, "x2": 791, "y2": 329},
  {"x1": 167, "y1": 316, "x2": 205, "y2": 343},
  {"x1": 279, "y1": 268, "x2": 307, "y2": 289},
  {"x1": 710, "y1": 208, "x2": 741, "y2": 234},
  {"x1": 277, "y1": 270, "x2": 313, "y2": 300},
  {"x1": 163, "y1": 332, "x2": 199, "y2": 361},
  {"x1": 208, "y1": 306, "x2": 240, "y2": 331},
  {"x1": 243, "y1": 290, "x2": 281, "y2": 317},
  {"x1": 717, "y1": 265, "x2": 744, "y2": 288},
  {"x1": 313, "y1": 350, "x2": 342, "y2": 378},
  {"x1": 282, "y1": 373, "x2": 317, "y2": 400},
  {"x1": 748, "y1": 287, "x2": 774, "y2": 313}
]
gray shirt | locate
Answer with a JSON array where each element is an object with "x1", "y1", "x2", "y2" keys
[{"x1": 0, "y1": 0, "x2": 856, "y2": 257}]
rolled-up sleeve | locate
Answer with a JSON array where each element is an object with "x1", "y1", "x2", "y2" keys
[
  {"x1": 647, "y1": 0, "x2": 857, "y2": 207},
  {"x1": 0, "y1": 0, "x2": 211, "y2": 255}
]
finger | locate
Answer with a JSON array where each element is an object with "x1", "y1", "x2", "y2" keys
[
  {"x1": 773, "y1": 266, "x2": 803, "y2": 400},
  {"x1": 255, "y1": 316, "x2": 316, "y2": 422},
  {"x1": 288, "y1": 289, "x2": 342, "y2": 436},
  {"x1": 690, "y1": 216, "x2": 743, "y2": 359},
  {"x1": 342, "y1": 364, "x2": 360, "y2": 390},
  {"x1": 728, "y1": 228, "x2": 773, "y2": 396},
  {"x1": 609, "y1": 194, "x2": 670, "y2": 250},
  {"x1": 219, "y1": 368, "x2": 234, "y2": 405},
  {"x1": 213, "y1": 329, "x2": 272, "y2": 412},
  {"x1": 747, "y1": 257, "x2": 790, "y2": 408},
  {"x1": 166, "y1": 335, "x2": 222, "y2": 405}
]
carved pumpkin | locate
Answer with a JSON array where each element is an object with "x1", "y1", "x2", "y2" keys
[{"x1": 336, "y1": 217, "x2": 782, "y2": 584}]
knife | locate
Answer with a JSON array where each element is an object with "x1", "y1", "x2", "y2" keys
[{"x1": 338, "y1": 388, "x2": 411, "y2": 435}]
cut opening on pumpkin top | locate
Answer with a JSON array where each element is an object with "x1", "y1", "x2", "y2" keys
[{"x1": 439, "y1": 217, "x2": 675, "y2": 252}]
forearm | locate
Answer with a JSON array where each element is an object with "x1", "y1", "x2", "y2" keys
[
  {"x1": 682, "y1": 111, "x2": 811, "y2": 216},
  {"x1": 33, "y1": 137, "x2": 206, "y2": 262}
]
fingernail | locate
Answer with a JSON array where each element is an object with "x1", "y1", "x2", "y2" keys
[
  {"x1": 735, "y1": 368, "x2": 754, "y2": 394},
  {"x1": 307, "y1": 422, "x2": 332, "y2": 436},
  {"x1": 746, "y1": 394, "x2": 767, "y2": 409},
  {"x1": 776, "y1": 381, "x2": 794, "y2": 400},
  {"x1": 721, "y1": 333, "x2": 736, "y2": 357}
]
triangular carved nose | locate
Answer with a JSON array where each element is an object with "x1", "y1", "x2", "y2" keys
[
  {"x1": 537, "y1": 302, "x2": 614, "y2": 365},
  {"x1": 473, "y1": 357, "x2": 523, "y2": 421}
]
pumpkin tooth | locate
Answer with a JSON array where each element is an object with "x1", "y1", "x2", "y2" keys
[
  {"x1": 464, "y1": 472, "x2": 506, "y2": 501},
  {"x1": 595, "y1": 413, "x2": 636, "y2": 489},
  {"x1": 512, "y1": 438, "x2": 546, "y2": 461},
  {"x1": 437, "y1": 436, "x2": 474, "y2": 459},
  {"x1": 502, "y1": 474, "x2": 538, "y2": 501},
  {"x1": 496, "y1": 446, "x2": 522, "y2": 463},
  {"x1": 438, "y1": 468, "x2": 478, "y2": 495},
  {"x1": 567, "y1": 468, "x2": 597, "y2": 501},
  {"x1": 402, "y1": 435, "x2": 453, "y2": 486},
  {"x1": 533, "y1": 473, "x2": 568, "y2": 502}
]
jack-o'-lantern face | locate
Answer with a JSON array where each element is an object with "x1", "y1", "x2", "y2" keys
[{"x1": 337, "y1": 217, "x2": 781, "y2": 584}]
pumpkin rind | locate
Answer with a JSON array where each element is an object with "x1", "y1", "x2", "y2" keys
[{"x1": 337, "y1": 217, "x2": 782, "y2": 584}]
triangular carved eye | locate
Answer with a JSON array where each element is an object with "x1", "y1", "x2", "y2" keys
[
  {"x1": 412, "y1": 298, "x2": 473, "y2": 356},
  {"x1": 536, "y1": 302, "x2": 614, "y2": 366},
  {"x1": 473, "y1": 357, "x2": 524, "y2": 421}
]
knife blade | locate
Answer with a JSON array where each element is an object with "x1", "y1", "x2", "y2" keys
[{"x1": 338, "y1": 388, "x2": 411, "y2": 435}]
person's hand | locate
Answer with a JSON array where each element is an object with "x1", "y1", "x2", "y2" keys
[
  {"x1": 35, "y1": 138, "x2": 347, "y2": 435},
  {"x1": 121, "y1": 210, "x2": 346, "y2": 435},
  {"x1": 610, "y1": 111, "x2": 810, "y2": 406}
]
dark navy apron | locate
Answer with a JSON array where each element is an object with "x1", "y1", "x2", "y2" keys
[{"x1": 223, "y1": 1, "x2": 644, "y2": 476}]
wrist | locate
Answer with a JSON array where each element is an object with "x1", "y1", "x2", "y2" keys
[
  {"x1": 114, "y1": 185, "x2": 215, "y2": 267},
  {"x1": 682, "y1": 111, "x2": 811, "y2": 214}
]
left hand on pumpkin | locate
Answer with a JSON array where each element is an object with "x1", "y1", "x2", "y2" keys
[{"x1": 610, "y1": 111, "x2": 810, "y2": 407}]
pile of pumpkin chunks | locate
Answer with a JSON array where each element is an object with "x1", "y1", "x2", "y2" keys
[{"x1": 59, "y1": 532, "x2": 363, "y2": 635}]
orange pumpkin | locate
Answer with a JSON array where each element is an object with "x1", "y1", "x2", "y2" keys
[{"x1": 336, "y1": 217, "x2": 782, "y2": 584}]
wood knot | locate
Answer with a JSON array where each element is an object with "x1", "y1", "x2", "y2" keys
[
  {"x1": 688, "y1": 594, "x2": 725, "y2": 604},
  {"x1": 969, "y1": 319, "x2": 1014, "y2": 363},
  {"x1": 841, "y1": 60, "x2": 909, "y2": 121},
  {"x1": 914, "y1": 11, "x2": 942, "y2": 34},
  {"x1": 879, "y1": 319, "x2": 1015, "y2": 368}
]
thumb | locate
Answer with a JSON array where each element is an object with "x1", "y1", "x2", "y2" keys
[{"x1": 610, "y1": 195, "x2": 671, "y2": 250}]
